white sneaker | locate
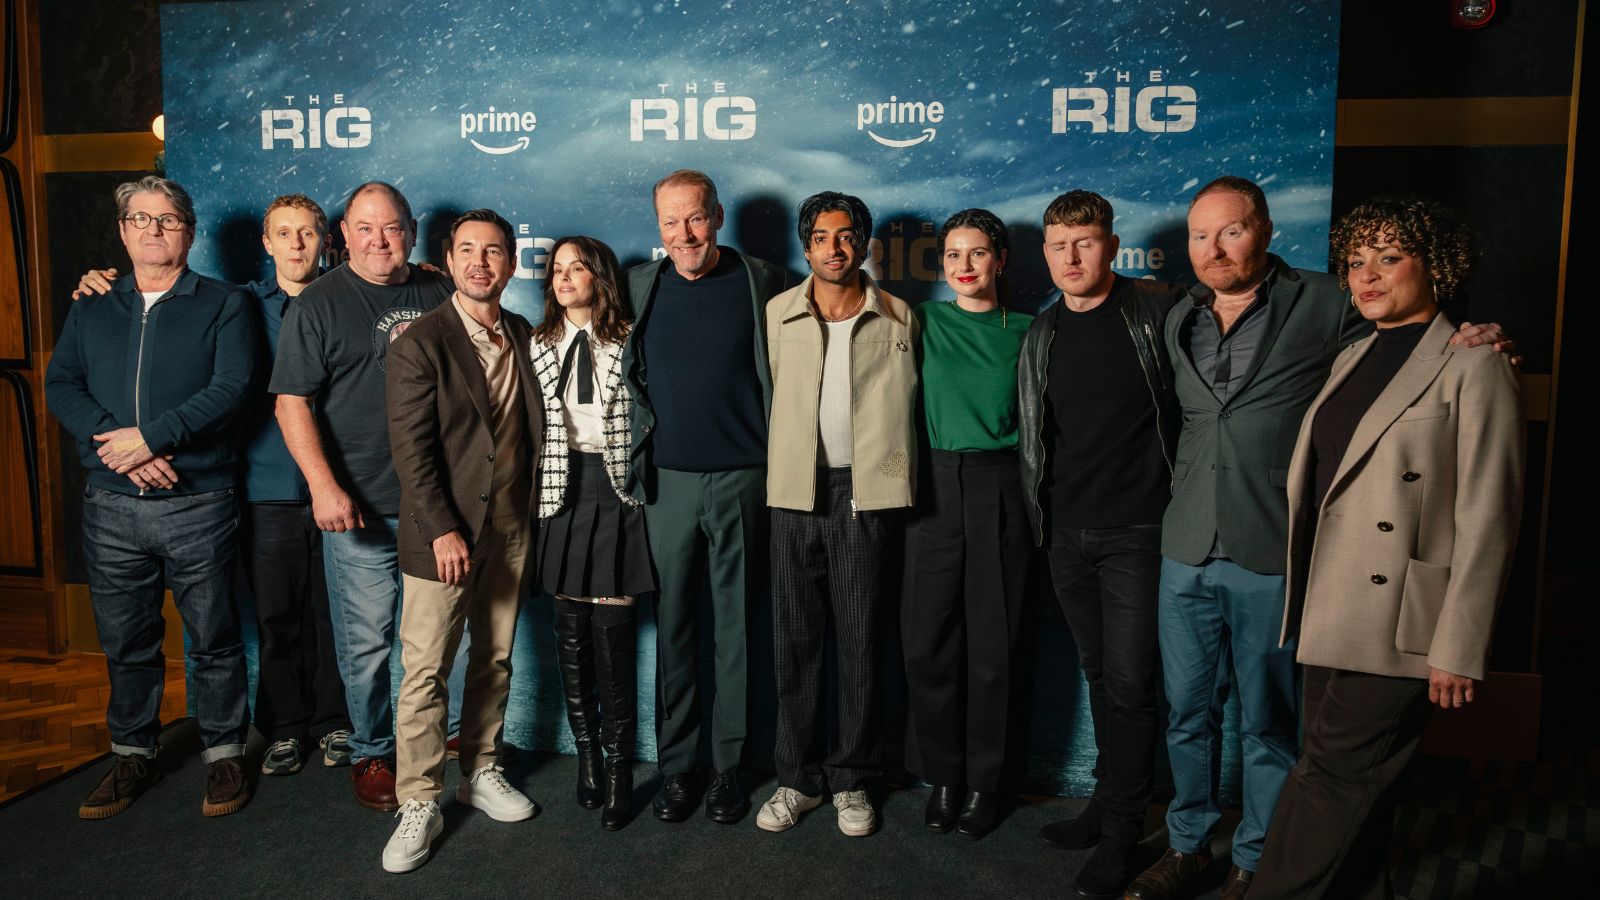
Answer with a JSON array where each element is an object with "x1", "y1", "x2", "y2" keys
[
  {"x1": 756, "y1": 786, "x2": 824, "y2": 832},
  {"x1": 456, "y1": 765, "x2": 537, "y2": 822},
  {"x1": 833, "y1": 790, "x2": 878, "y2": 836},
  {"x1": 382, "y1": 799, "x2": 442, "y2": 873}
]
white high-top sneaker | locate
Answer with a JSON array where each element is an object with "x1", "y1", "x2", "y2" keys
[{"x1": 382, "y1": 799, "x2": 442, "y2": 873}]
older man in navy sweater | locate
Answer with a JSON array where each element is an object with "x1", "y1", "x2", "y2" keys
[{"x1": 46, "y1": 176, "x2": 258, "y2": 820}]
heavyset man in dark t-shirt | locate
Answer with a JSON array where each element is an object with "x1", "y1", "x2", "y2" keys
[{"x1": 270, "y1": 182, "x2": 470, "y2": 811}]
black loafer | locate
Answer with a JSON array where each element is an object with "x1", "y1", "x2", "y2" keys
[
  {"x1": 704, "y1": 769, "x2": 749, "y2": 824},
  {"x1": 651, "y1": 772, "x2": 697, "y2": 822},
  {"x1": 924, "y1": 784, "x2": 962, "y2": 833},
  {"x1": 956, "y1": 789, "x2": 1000, "y2": 839}
]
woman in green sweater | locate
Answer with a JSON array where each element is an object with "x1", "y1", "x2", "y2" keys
[{"x1": 904, "y1": 208, "x2": 1034, "y2": 839}]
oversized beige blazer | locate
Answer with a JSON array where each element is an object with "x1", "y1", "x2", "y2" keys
[{"x1": 1279, "y1": 313, "x2": 1523, "y2": 681}]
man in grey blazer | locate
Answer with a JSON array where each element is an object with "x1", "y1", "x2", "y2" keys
[
  {"x1": 1128, "y1": 177, "x2": 1510, "y2": 900},
  {"x1": 620, "y1": 169, "x2": 787, "y2": 824}
]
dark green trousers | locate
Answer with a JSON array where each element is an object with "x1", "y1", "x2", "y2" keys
[{"x1": 644, "y1": 467, "x2": 765, "y2": 775}]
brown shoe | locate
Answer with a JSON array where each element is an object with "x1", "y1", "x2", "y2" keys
[
  {"x1": 1219, "y1": 865, "x2": 1252, "y2": 900},
  {"x1": 1124, "y1": 846, "x2": 1213, "y2": 900},
  {"x1": 79, "y1": 753, "x2": 161, "y2": 819},
  {"x1": 201, "y1": 756, "x2": 251, "y2": 817},
  {"x1": 352, "y1": 756, "x2": 399, "y2": 810}
]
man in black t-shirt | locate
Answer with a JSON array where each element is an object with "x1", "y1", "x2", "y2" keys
[
  {"x1": 1015, "y1": 191, "x2": 1182, "y2": 900},
  {"x1": 620, "y1": 170, "x2": 787, "y2": 825},
  {"x1": 271, "y1": 182, "x2": 468, "y2": 812}
]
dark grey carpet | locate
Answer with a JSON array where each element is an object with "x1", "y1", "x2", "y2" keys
[{"x1": 0, "y1": 721, "x2": 1232, "y2": 900}]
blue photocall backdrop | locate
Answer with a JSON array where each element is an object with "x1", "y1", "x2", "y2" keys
[{"x1": 162, "y1": 0, "x2": 1339, "y2": 798}]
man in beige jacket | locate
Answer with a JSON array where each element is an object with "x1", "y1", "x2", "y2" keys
[{"x1": 756, "y1": 191, "x2": 919, "y2": 838}]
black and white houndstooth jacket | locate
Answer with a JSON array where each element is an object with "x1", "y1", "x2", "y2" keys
[{"x1": 530, "y1": 328, "x2": 639, "y2": 519}]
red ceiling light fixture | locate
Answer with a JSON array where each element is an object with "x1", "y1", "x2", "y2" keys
[{"x1": 1450, "y1": 0, "x2": 1498, "y2": 30}]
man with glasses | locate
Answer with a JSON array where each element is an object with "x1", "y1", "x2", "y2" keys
[{"x1": 46, "y1": 176, "x2": 259, "y2": 819}]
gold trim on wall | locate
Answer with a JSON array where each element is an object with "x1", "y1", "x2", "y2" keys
[
  {"x1": 1336, "y1": 97, "x2": 1571, "y2": 147},
  {"x1": 37, "y1": 132, "x2": 162, "y2": 173}
]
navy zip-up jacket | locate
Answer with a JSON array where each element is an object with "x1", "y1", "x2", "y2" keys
[{"x1": 45, "y1": 268, "x2": 260, "y2": 495}]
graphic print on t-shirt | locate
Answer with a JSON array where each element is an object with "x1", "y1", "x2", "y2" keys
[{"x1": 372, "y1": 307, "x2": 426, "y2": 370}]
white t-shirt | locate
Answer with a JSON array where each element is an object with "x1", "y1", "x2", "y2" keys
[
  {"x1": 141, "y1": 291, "x2": 165, "y2": 313},
  {"x1": 818, "y1": 312, "x2": 861, "y2": 468}
]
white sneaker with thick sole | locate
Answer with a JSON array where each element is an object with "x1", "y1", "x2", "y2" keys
[
  {"x1": 833, "y1": 790, "x2": 878, "y2": 836},
  {"x1": 456, "y1": 765, "x2": 538, "y2": 822},
  {"x1": 756, "y1": 786, "x2": 824, "y2": 832},
  {"x1": 382, "y1": 799, "x2": 442, "y2": 873}
]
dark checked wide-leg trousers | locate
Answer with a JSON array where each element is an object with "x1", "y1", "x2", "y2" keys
[{"x1": 771, "y1": 467, "x2": 887, "y2": 797}]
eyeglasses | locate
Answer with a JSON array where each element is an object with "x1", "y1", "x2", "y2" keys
[{"x1": 122, "y1": 212, "x2": 190, "y2": 231}]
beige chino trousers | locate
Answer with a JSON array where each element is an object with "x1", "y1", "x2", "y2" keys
[{"x1": 396, "y1": 511, "x2": 530, "y2": 801}]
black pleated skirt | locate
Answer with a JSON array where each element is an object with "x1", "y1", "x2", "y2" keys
[{"x1": 537, "y1": 451, "x2": 655, "y2": 598}]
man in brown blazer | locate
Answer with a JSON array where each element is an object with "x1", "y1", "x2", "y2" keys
[{"x1": 380, "y1": 209, "x2": 543, "y2": 873}]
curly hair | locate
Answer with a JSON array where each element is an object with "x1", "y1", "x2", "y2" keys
[
  {"x1": 937, "y1": 208, "x2": 1011, "y2": 303},
  {"x1": 1330, "y1": 196, "x2": 1475, "y2": 301},
  {"x1": 531, "y1": 235, "x2": 631, "y2": 348}
]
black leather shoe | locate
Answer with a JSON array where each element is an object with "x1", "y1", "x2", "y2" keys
[
  {"x1": 704, "y1": 769, "x2": 749, "y2": 823},
  {"x1": 1070, "y1": 839, "x2": 1138, "y2": 900},
  {"x1": 955, "y1": 789, "x2": 1000, "y2": 839},
  {"x1": 924, "y1": 785, "x2": 961, "y2": 833},
  {"x1": 1039, "y1": 799, "x2": 1102, "y2": 850},
  {"x1": 1125, "y1": 847, "x2": 1213, "y2": 900},
  {"x1": 1219, "y1": 864, "x2": 1252, "y2": 900},
  {"x1": 651, "y1": 772, "x2": 697, "y2": 822}
]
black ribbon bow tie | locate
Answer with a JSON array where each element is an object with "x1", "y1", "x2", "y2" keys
[{"x1": 557, "y1": 332, "x2": 594, "y2": 405}]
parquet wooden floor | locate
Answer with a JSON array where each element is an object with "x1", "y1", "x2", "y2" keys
[{"x1": 0, "y1": 652, "x2": 186, "y2": 804}]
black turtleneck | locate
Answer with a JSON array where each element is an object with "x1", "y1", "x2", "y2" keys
[{"x1": 1308, "y1": 318, "x2": 1432, "y2": 510}]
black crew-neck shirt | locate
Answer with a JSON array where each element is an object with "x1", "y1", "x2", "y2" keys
[
  {"x1": 1309, "y1": 319, "x2": 1431, "y2": 511},
  {"x1": 638, "y1": 249, "x2": 766, "y2": 471},
  {"x1": 1044, "y1": 281, "x2": 1171, "y2": 528}
]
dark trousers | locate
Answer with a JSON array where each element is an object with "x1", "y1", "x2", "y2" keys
[
  {"x1": 241, "y1": 502, "x2": 351, "y2": 743},
  {"x1": 771, "y1": 468, "x2": 888, "y2": 795},
  {"x1": 1252, "y1": 666, "x2": 1434, "y2": 900},
  {"x1": 644, "y1": 466, "x2": 765, "y2": 775},
  {"x1": 902, "y1": 450, "x2": 1030, "y2": 793},
  {"x1": 82, "y1": 487, "x2": 248, "y2": 761},
  {"x1": 1047, "y1": 521, "x2": 1164, "y2": 839}
]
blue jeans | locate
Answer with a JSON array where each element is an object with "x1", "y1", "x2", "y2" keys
[
  {"x1": 1158, "y1": 556, "x2": 1299, "y2": 872},
  {"x1": 82, "y1": 487, "x2": 248, "y2": 763},
  {"x1": 323, "y1": 517, "x2": 467, "y2": 761}
]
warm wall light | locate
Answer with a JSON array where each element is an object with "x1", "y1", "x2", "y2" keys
[{"x1": 152, "y1": 114, "x2": 165, "y2": 141}]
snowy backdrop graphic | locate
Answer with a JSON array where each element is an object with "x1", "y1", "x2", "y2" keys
[{"x1": 162, "y1": 0, "x2": 1340, "y2": 797}]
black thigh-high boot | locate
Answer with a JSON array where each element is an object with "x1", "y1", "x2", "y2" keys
[
  {"x1": 593, "y1": 601, "x2": 637, "y2": 831},
  {"x1": 554, "y1": 598, "x2": 603, "y2": 809}
]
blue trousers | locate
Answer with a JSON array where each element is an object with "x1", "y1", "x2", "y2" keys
[
  {"x1": 323, "y1": 517, "x2": 467, "y2": 761},
  {"x1": 1157, "y1": 556, "x2": 1299, "y2": 872}
]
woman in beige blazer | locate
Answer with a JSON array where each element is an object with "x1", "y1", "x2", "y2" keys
[{"x1": 1252, "y1": 197, "x2": 1523, "y2": 899}]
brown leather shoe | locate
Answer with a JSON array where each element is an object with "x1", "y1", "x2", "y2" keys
[
  {"x1": 352, "y1": 756, "x2": 399, "y2": 811},
  {"x1": 1219, "y1": 865, "x2": 1252, "y2": 900},
  {"x1": 201, "y1": 756, "x2": 251, "y2": 817},
  {"x1": 1124, "y1": 846, "x2": 1213, "y2": 900},
  {"x1": 79, "y1": 753, "x2": 161, "y2": 819}
]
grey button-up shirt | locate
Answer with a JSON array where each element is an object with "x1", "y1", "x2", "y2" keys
[{"x1": 1180, "y1": 270, "x2": 1277, "y2": 405}]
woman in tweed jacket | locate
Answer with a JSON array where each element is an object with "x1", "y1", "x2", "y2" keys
[{"x1": 529, "y1": 235, "x2": 654, "y2": 831}]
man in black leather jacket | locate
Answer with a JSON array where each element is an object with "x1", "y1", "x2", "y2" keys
[{"x1": 1015, "y1": 191, "x2": 1181, "y2": 900}]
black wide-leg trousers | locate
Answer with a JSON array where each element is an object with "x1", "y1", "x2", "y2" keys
[
  {"x1": 902, "y1": 449, "x2": 1030, "y2": 793},
  {"x1": 771, "y1": 467, "x2": 888, "y2": 796}
]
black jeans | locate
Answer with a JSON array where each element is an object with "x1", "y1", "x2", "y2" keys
[
  {"x1": 82, "y1": 487, "x2": 248, "y2": 761},
  {"x1": 241, "y1": 502, "x2": 351, "y2": 743},
  {"x1": 1046, "y1": 520, "x2": 1163, "y2": 840}
]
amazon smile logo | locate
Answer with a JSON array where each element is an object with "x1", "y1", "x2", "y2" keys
[
  {"x1": 857, "y1": 96, "x2": 944, "y2": 148},
  {"x1": 460, "y1": 106, "x2": 537, "y2": 155}
]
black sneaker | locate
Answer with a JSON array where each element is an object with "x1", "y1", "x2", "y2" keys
[
  {"x1": 319, "y1": 729, "x2": 353, "y2": 767},
  {"x1": 260, "y1": 738, "x2": 304, "y2": 776},
  {"x1": 79, "y1": 753, "x2": 161, "y2": 819}
]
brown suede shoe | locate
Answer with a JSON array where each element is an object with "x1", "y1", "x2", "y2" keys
[
  {"x1": 352, "y1": 756, "x2": 399, "y2": 811},
  {"x1": 1124, "y1": 846, "x2": 1213, "y2": 900},
  {"x1": 79, "y1": 753, "x2": 161, "y2": 820},
  {"x1": 1219, "y1": 865, "x2": 1252, "y2": 900},
  {"x1": 201, "y1": 756, "x2": 251, "y2": 817}
]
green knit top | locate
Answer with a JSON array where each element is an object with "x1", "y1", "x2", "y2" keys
[{"x1": 915, "y1": 299, "x2": 1032, "y2": 452}]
